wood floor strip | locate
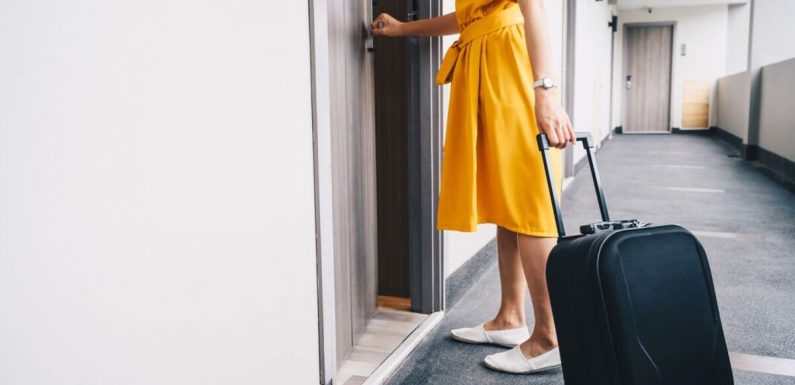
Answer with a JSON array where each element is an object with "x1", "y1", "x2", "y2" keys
[
  {"x1": 335, "y1": 308, "x2": 429, "y2": 385},
  {"x1": 362, "y1": 311, "x2": 444, "y2": 385},
  {"x1": 661, "y1": 164, "x2": 707, "y2": 169},
  {"x1": 660, "y1": 186, "x2": 726, "y2": 193},
  {"x1": 377, "y1": 296, "x2": 411, "y2": 311},
  {"x1": 731, "y1": 352, "x2": 795, "y2": 377},
  {"x1": 691, "y1": 230, "x2": 739, "y2": 239}
]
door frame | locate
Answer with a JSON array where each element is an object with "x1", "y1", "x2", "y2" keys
[
  {"x1": 408, "y1": 0, "x2": 445, "y2": 315},
  {"x1": 621, "y1": 22, "x2": 676, "y2": 134},
  {"x1": 308, "y1": 0, "x2": 336, "y2": 382},
  {"x1": 562, "y1": 0, "x2": 576, "y2": 177},
  {"x1": 308, "y1": 0, "x2": 445, "y2": 383}
]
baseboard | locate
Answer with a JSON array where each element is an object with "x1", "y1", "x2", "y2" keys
[
  {"x1": 708, "y1": 127, "x2": 791, "y2": 191},
  {"x1": 712, "y1": 126, "x2": 744, "y2": 151},
  {"x1": 672, "y1": 127, "x2": 712, "y2": 135},
  {"x1": 444, "y1": 239, "x2": 497, "y2": 310},
  {"x1": 573, "y1": 132, "x2": 614, "y2": 176},
  {"x1": 742, "y1": 144, "x2": 758, "y2": 161},
  {"x1": 755, "y1": 146, "x2": 795, "y2": 193},
  {"x1": 600, "y1": 132, "x2": 612, "y2": 148},
  {"x1": 573, "y1": 154, "x2": 588, "y2": 175}
]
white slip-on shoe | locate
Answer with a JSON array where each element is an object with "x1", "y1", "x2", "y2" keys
[
  {"x1": 449, "y1": 323, "x2": 530, "y2": 348},
  {"x1": 483, "y1": 345, "x2": 561, "y2": 374}
]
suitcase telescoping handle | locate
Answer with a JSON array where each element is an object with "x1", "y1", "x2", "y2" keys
[{"x1": 537, "y1": 132, "x2": 610, "y2": 237}]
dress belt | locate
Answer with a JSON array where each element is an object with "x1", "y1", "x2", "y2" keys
[{"x1": 435, "y1": 6, "x2": 524, "y2": 85}]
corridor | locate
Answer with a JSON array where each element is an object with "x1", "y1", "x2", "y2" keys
[{"x1": 385, "y1": 134, "x2": 795, "y2": 385}]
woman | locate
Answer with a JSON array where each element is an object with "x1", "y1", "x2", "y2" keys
[{"x1": 372, "y1": 0, "x2": 575, "y2": 375}]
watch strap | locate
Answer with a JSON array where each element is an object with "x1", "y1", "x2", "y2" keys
[{"x1": 533, "y1": 76, "x2": 556, "y2": 89}]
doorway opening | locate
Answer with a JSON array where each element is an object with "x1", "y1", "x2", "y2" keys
[
  {"x1": 319, "y1": 0, "x2": 445, "y2": 384},
  {"x1": 373, "y1": 0, "x2": 443, "y2": 314},
  {"x1": 374, "y1": 0, "x2": 412, "y2": 311}
]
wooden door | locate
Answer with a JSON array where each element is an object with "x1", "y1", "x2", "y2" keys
[
  {"x1": 327, "y1": 0, "x2": 379, "y2": 364},
  {"x1": 624, "y1": 25, "x2": 673, "y2": 133}
]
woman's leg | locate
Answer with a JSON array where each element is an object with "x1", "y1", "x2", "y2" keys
[
  {"x1": 484, "y1": 226, "x2": 527, "y2": 330},
  {"x1": 516, "y1": 234, "x2": 559, "y2": 356}
]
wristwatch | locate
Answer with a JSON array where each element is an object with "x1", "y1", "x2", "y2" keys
[{"x1": 533, "y1": 76, "x2": 557, "y2": 90}]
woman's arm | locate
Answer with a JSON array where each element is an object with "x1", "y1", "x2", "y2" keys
[
  {"x1": 372, "y1": 12, "x2": 459, "y2": 37},
  {"x1": 517, "y1": 0, "x2": 575, "y2": 148}
]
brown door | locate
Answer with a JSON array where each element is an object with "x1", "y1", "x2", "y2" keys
[
  {"x1": 624, "y1": 25, "x2": 673, "y2": 133},
  {"x1": 327, "y1": 0, "x2": 379, "y2": 364}
]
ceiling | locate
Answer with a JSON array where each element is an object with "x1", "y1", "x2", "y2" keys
[{"x1": 614, "y1": 0, "x2": 749, "y2": 10}]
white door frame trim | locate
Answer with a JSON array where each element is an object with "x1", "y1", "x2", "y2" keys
[
  {"x1": 562, "y1": 0, "x2": 576, "y2": 177},
  {"x1": 308, "y1": 0, "x2": 337, "y2": 383},
  {"x1": 409, "y1": 0, "x2": 445, "y2": 315}
]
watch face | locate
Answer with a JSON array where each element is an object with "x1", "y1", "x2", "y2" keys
[{"x1": 543, "y1": 77, "x2": 554, "y2": 88}]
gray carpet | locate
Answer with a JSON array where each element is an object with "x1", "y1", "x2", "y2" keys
[{"x1": 384, "y1": 134, "x2": 795, "y2": 385}]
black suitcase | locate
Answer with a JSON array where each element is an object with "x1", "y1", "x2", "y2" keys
[{"x1": 537, "y1": 133, "x2": 734, "y2": 385}]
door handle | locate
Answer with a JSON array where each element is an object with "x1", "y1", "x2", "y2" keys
[{"x1": 367, "y1": 0, "x2": 377, "y2": 53}]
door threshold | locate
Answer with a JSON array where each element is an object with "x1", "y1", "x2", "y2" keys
[
  {"x1": 621, "y1": 131, "x2": 672, "y2": 134},
  {"x1": 361, "y1": 311, "x2": 444, "y2": 385},
  {"x1": 335, "y1": 310, "x2": 444, "y2": 385}
]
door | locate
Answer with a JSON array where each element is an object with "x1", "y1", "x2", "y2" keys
[
  {"x1": 624, "y1": 25, "x2": 673, "y2": 133},
  {"x1": 327, "y1": 0, "x2": 379, "y2": 365}
]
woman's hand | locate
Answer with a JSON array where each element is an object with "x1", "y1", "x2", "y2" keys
[
  {"x1": 371, "y1": 12, "x2": 459, "y2": 37},
  {"x1": 534, "y1": 89, "x2": 576, "y2": 149},
  {"x1": 372, "y1": 13, "x2": 404, "y2": 37}
]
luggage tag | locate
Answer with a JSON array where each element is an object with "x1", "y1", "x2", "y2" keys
[{"x1": 579, "y1": 219, "x2": 650, "y2": 235}]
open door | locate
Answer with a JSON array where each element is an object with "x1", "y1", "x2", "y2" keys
[
  {"x1": 327, "y1": 0, "x2": 379, "y2": 367},
  {"x1": 314, "y1": 0, "x2": 444, "y2": 383}
]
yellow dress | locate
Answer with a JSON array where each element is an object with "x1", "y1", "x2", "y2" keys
[{"x1": 436, "y1": 0, "x2": 562, "y2": 237}]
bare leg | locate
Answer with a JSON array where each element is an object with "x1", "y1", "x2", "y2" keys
[
  {"x1": 483, "y1": 226, "x2": 527, "y2": 330},
  {"x1": 516, "y1": 234, "x2": 559, "y2": 357}
]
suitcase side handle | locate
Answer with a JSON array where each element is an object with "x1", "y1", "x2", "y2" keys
[{"x1": 537, "y1": 132, "x2": 610, "y2": 237}]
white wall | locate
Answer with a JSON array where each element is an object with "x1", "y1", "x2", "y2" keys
[
  {"x1": 572, "y1": 0, "x2": 615, "y2": 144},
  {"x1": 0, "y1": 1, "x2": 320, "y2": 384},
  {"x1": 751, "y1": 0, "x2": 795, "y2": 160},
  {"x1": 567, "y1": 0, "x2": 616, "y2": 167},
  {"x1": 758, "y1": 58, "x2": 795, "y2": 161},
  {"x1": 444, "y1": 226, "x2": 497, "y2": 277},
  {"x1": 440, "y1": 0, "x2": 565, "y2": 278},
  {"x1": 716, "y1": 71, "x2": 751, "y2": 141},
  {"x1": 717, "y1": 0, "x2": 795, "y2": 148},
  {"x1": 618, "y1": 0, "x2": 748, "y2": 9},
  {"x1": 612, "y1": 5, "x2": 729, "y2": 130},
  {"x1": 725, "y1": 3, "x2": 750, "y2": 74},
  {"x1": 747, "y1": 0, "x2": 795, "y2": 69}
]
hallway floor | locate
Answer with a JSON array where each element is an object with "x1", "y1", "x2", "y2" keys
[{"x1": 384, "y1": 134, "x2": 795, "y2": 385}]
